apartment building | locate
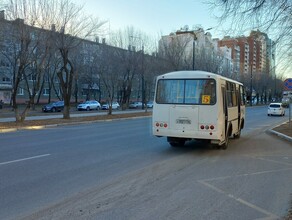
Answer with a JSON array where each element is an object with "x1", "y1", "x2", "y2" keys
[
  {"x1": 218, "y1": 36, "x2": 240, "y2": 79},
  {"x1": 0, "y1": 11, "x2": 161, "y2": 105},
  {"x1": 159, "y1": 27, "x2": 231, "y2": 74},
  {"x1": 219, "y1": 30, "x2": 275, "y2": 83}
]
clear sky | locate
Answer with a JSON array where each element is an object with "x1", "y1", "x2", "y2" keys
[
  {"x1": 76, "y1": 0, "x2": 291, "y2": 78},
  {"x1": 77, "y1": 0, "x2": 222, "y2": 39}
]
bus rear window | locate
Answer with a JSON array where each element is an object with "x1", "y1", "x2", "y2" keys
[{"x1": 156, "y1": 79, "x2": 216, "y2": 105}]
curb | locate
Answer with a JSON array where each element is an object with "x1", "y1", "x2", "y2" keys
[{"x1": 267, "y1": 121, "x2": 292, "y2": 143}]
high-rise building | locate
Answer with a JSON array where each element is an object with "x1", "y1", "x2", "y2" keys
[
  {"x1": 219, "y1": 30, "x2": 275, "y2": 81},
  {"x1": 218, "y1": 36, "x2": 240, "y2": 79},
  {"x1": 159, "y1": 27, "x2": 231, "y2": 75}
]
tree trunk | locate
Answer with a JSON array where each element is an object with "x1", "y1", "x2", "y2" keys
[{"x1": 63, "y1": 104, "x2": 70, "y2": 119}]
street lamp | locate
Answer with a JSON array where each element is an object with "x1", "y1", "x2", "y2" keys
[
  {"x1": 250, "y1": 62, "x2": 253, "y2": 106},
  {"x1": 192, "y1": 36, "x2": 197, "y2": 70}
]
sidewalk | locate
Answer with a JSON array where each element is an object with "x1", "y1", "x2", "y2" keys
[
  {"x1": 267, "y1": 120, "x2": 292, "y2": 143},
  {"x1": 0, "y1": 109, "x2": 148, "y2": 122},
  {"x1": 0, "y1": 110, "x2": 152, "y2": 133}
]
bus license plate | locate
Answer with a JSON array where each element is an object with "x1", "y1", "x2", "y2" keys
[{"x1": 176, "y1": 119, "x2": 191, "y2": 124}]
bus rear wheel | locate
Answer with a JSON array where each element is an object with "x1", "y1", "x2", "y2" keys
[
  {"x1": 221, "y1": 127, "x2": 231, "y2": 150},
  {"x1": 221, "y1": 135, "x2": 229, "y2": 150},
  {"x1": 234, "y1": 129, "x2": 241, "y2": 139}
]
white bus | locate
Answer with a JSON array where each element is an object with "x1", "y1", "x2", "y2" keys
[{"x1": 152, "y1": 71, "x2": 245, "y2": 149}]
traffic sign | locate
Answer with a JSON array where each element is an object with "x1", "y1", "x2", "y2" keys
[{"x1": 284, "y1": 78, "x2": 292, "y2": 91}]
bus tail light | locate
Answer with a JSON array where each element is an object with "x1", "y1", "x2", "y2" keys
[
  {"x1": 200, "y1": 124, "x2": 215, "y2": 130},
  {"x1": 155, "y1": 122, "x2": 168, "y2": 128}
]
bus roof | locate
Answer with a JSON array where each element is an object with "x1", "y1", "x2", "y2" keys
[{"x1": 158, "y1": 70, "x2": 243, "y2": 85}]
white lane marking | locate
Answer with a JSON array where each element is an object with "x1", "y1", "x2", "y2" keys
[
  {"x1": 0, "y1": 154, "x2": 51, "y2": 166},
  {"x1": 198, "y1": 180, "x2": 279, "y2": 219}
]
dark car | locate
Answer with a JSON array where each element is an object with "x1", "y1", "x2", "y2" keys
[{"x1": 42, "y1": 101, "x2": 64, "y2": 112}]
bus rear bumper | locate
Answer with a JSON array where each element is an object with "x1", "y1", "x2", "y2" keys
[{"x1": 153, "y1": 129, "x2": 222, "y2": 142}]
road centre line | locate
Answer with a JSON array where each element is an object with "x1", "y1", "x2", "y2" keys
[{"x1": 0, "y1": 154, "x2": 51, "y2": 166}]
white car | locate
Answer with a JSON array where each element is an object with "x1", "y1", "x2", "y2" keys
[
  {"x1": 77, "y1": 100, "x2": 101, "y2": 111},
  {"x1": 101, "y1": 102, "x2": 120, "y2": 110},
  {"x1": 267, "y1": 103, "x2": 285, "y2": 116},
  {"x1": 146, "y1": 101, "x2": 153, "y2": 108},
  {"x1": 129, "y1": 101, "x2": 143, "y2": 109}
]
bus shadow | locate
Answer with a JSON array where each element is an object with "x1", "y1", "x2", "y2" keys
[{"x1": 164, "y1": 139, "x2": 222, "y2": 154}]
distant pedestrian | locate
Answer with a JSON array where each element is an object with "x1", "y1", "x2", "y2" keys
[{"x1": 0, "y1": 100, "x2": 3, "y2": 109}]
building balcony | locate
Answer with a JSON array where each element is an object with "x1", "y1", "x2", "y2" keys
[{"x1": 0, "y1": 83, "x2": 12, "y2": 90}]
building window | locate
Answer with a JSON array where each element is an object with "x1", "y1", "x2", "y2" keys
[
  {"x1": 2, "y1": 77, "x2": 11, "y2": 82},
  {"x1": 43, "y1": 88, "x2": 50, "y2": 96},
  {"x1": 28, "y1": 74, "x2": 37, "y2": 81},
  {"x1": 17, "y1": 88, "x2": 24, "y2": 95},
  {"x1": 44, "y1": 75, "x2": 49, "y2": 82}
]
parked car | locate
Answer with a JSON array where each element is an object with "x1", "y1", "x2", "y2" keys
[
  {"x1": 267, "y1": 103, "x2": 285, "y2": 116},
  {"x1": 146, "y1": 101, "x2": 153, "y2": 108},
  {"x1": 129, "y1": 101, "x2": 143, "y2": 109},
  {"x1": 42, "y1": 101, "x2": 64, "y2": 112},
  {"x1": 101, "y1": 102, "x2": 120, "y2": 110},
  {"x1": 77, "y1": 100, "x2": 101, "y2": 111}
]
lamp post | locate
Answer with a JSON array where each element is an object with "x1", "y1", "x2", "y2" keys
[
  {"x1": 250, "y1": 62, "x2": 253, "y2": 106},
  {"x1": 192, "y1": 36, "x2": 197, "y2": 70}
]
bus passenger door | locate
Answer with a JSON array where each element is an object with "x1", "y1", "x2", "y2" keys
[
  {"x1": 237, "y1": 88, "x2": 241, "y2": 131},
  {"x1": 221, "y1": 86, "x2": 228, "y2": 139}
]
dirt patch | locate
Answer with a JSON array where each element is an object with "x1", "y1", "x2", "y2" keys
[
  {"x1": 272, "y1": 121, "x2": 292, "y2": 138},
  {"x1": 0, "y1": 112, "x2": 152, "y2": 130}
]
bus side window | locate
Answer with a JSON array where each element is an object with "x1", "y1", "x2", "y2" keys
[{"x1": 202, "y1": 79, "x2": 216, "y2": 105}]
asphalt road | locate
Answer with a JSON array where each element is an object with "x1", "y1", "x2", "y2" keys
[{"x1": 0, "y1": 106, "x2": 291, "y2": 220}]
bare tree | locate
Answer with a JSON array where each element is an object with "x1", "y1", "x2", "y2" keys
[
  {"x1": 109, "y1": 26, "x2": 149, "y2": 109},
  {"x1": 158, "y1": 33, "x2": 191, "y2": 70},
  {"x1": 48, "y1": 0, "x2": 106, "y2": 119},
  {"x1": 96, "y1": 45, "x2": 123, "y2": 115},
  {"x1": 38, "y1": 48, "x2": 62, "y2": 104},
  {"x1": 1, "y1": 0, "x2": 53, "y2": 122}
]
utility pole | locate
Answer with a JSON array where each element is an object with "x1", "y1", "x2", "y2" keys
[
  {"x1": 250, "y1": 63, "x2": 253, "y2": 106},
  {"x1": 141, "y1": 45, "x2": 145, "y2": 110},
  {"x1": 192, "y1": 37, "x2": 196, "y2": 70}
]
